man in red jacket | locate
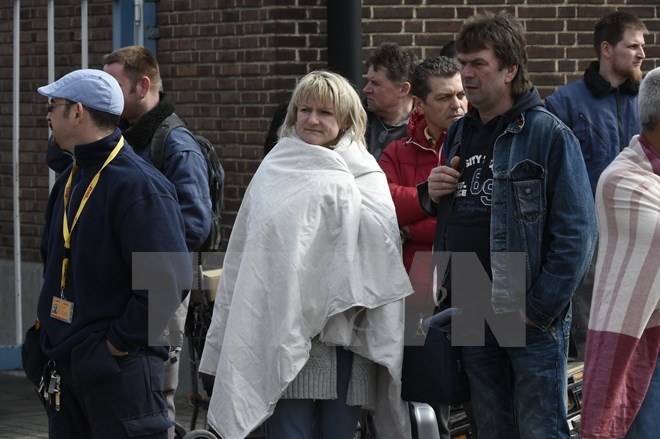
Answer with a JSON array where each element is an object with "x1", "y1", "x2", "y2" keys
[
  {"x1": 379, "y1": 55, "x2": 466, "y2": 300},
  {"x1": 378, "y1": 55, "x2": 467, "y2": 439}
]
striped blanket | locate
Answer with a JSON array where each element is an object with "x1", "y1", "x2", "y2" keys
[{"x1": 581, "y1": 135, "x2": 660, "y2": 438}]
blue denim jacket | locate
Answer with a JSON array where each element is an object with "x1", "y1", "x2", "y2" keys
[{"x1": 420, "y1": 103, "x2": 597, "y2": 330}]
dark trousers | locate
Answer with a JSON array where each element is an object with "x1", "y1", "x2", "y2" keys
[
  {"x1": 47, "y1": 350, "x2": 171, "y2": 439},
  {"x1": 265, "y1": 347, "x2": 362, "y2": 439}
]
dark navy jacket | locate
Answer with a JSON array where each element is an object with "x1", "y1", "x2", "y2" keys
[{"x1": 38, "y1": 129, "x2": 191, "y2": 379}]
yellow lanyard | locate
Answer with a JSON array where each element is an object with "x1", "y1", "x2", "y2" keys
[{"x1": 60, "y1": 137, "x2": 125, "y2": 298}]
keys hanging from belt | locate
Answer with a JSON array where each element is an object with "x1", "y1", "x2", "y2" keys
[
  {"x1": 51, "y1": 370, "x2": 61, "y2": 412},
  {"x1": 39, "y1": 361, "x2": 61, "y2": 412}
]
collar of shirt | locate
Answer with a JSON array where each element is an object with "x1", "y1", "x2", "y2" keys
[{"x1": 424, "y1": 125, "x2": 436, "y2": 147}]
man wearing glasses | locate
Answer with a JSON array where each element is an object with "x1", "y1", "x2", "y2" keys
[{"x1": 33, "y1": 69, "x2": 191, "y2": 439}]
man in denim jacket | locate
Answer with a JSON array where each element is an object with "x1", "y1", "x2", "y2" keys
[
  {"x1": 418, "y1": 11, "x2": 597, "y2": 439},
  {"x1": 545, "y1": 11, "x2": 647, "y2": 361}
]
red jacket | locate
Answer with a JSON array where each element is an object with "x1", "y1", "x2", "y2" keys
[{"x1": 378, "y1": 110, "x2": 445, "y2": 303}]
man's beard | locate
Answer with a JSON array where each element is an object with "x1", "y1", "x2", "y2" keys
[
  {"x1": 614, "y1": 63, "x2": 643, "y2": 82},
  {"x1": 630, "y1": 67, "x2": 643, "y2": 82}
]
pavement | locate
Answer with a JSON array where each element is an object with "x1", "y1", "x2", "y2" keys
[{"x1": 0, "y1": 369, "x2": 210, "y2": 439}]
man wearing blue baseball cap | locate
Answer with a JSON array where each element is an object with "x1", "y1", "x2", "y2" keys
[{"x1": 29, "y1": 69, "x2": 192, "y2": 438}]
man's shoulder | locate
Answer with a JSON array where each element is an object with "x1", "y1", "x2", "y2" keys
[
  {"x1": 547, "y1": 78, "x2": 588, "y2": 100},
  {"x1": 519, "y1": 105, "x2": 576, "y2": 141},
  {"x1": 380, "y1": 137, "x2": 408, "y2": 158},
  {"x1": 117, "y1": 148, "x2": 177, "y2": 192},
  {"x1": 162, "y1": 121, "x2": 198, "y2": 152}
]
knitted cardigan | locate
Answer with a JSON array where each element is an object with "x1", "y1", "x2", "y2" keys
[{"x1": 283, "y1": 337, "x2": 376, "y2": 407}]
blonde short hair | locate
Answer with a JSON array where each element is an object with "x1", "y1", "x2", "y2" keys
[{"x1": 279, "y1": 70, "x2": 366, "y2": 145}]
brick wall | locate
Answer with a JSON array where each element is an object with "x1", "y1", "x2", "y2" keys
[
  {"x1": 1, "y1": 0, "x2": 658, "y2": 262},
  {"x1": 0, "y1": 0, "x2": 114, "y2": 262}
]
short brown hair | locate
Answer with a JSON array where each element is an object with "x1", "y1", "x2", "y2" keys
[
  {"x1": 366, "y1": 42, "x2": 418, "y2": 86},
  {"x1": 103, "y1": 45, "x2": 161, "y2": 93},
  {"x1": 593, "y1": 11, "x2": 648, "y2": 58},
  {"x1": 456, "y1": 10, "x2": 531, "y2": 99}
]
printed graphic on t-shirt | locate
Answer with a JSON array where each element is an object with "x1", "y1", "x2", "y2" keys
[
  {"x1": 454, "y1": 153, "x2": 493, "y2": 215},
  {"x1": 445, "y1": 151, "x2": 493, "y2": 284}
]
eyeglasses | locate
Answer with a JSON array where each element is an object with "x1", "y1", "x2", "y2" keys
[{"x1": 46, "y1": 101, "x2": 74, "y2": 113}]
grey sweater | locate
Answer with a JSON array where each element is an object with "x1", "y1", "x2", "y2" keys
[{"x1": 282, "y1": 338, "x2": 377, "y2": 407}]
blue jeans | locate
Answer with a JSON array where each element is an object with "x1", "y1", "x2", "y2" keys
[
  {"x1": 462, "y1": 311, "x2": 571, "y2": 439},
  {"x1": 625, "y1": 354, "x2": 660, "y2": 439},
  {"x1": 266, "y1": 347, "x2": 362, "y2": 439}
]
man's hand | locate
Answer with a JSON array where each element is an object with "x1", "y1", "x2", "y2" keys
[
  {"x1": 428, "y1": 156, "x2": 462, "y2": 203},
  {"x1": 106, "y1": 339, "x2": 128, "y2": 356}
]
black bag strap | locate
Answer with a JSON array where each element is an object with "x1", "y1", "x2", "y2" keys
[{"x1": 150, "y1": 113, "x2": 186, "y2": 172}]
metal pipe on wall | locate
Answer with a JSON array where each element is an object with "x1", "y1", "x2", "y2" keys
[
  {"x1": 327, "y1": 0, "x2": 362, "y2": 90},
  {"x1": 13, "y1": 0, "x2": 23, "y2": 345},
  {"x1": 81, "y1": 0, "x2": 88, "y2": 68},
  {"x1": 48, "y1": 0, "x2": 55, "y2": 191},
  {"x1": 134, "y1": 0, "x2": 144, "y2": 46}
]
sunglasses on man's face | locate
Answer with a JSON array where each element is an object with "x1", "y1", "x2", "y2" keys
[{"x1": 47, "y1": 100, "x2": 74, "y2": 113}]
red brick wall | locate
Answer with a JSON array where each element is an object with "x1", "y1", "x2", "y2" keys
[
  {"x1": 1, "y1": 0, "x2": 658, "y2": 261},
  {"x1": 0, "y1": 0, "x2": 114, "y2": 262}
]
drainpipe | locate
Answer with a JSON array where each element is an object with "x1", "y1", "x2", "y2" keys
[
  {"x1": 48, "y1": 0, "x2": 55, "y2": 191},
  {"x1": 81, "y1": 0, "x2": 89, "y2": 68},
  {"x1": 13, "y1": 0, "x2": 22, "y2": 346},
  {"x1": 327, "y1": 0, "x2": 362, "y2": 90},
  {"x1": 134, "y1": 0, "x2": 144, "y2": 46}
]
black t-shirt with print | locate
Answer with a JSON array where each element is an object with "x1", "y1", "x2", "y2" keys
[{"x1": 445, "y1": 114, "x2": 500, "y2": 280}]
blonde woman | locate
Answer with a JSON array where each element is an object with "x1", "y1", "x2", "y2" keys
[{"x1": 200, "y1": 70, "x2": 413, "y2": 439}]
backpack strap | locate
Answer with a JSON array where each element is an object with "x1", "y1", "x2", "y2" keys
[{"x1": 150, "y1": 113, "x2": 186, "y2": 171}]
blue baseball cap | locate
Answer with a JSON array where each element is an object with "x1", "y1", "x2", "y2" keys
[{"x1": 37, "y1": 69, "x2": 124, "y2": 116}]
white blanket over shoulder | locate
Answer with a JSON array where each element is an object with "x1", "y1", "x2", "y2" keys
[{"x1": 199, "y1": 135, "x2": 414, "y2": 439}]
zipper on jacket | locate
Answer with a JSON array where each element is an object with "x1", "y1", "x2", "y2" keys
[
  {"x1": 615, "y1": 90, "x2": 625, "y2": 150},
  {"x1": 403, "y1": 137, "x2": 439, "y2": 155},
  {"x1": 578, "y1": 113, "x2": 608, "y2": 144}
]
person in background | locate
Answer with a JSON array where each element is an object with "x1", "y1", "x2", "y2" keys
[
  {"x1": 439, "y1": 40, "x2": 458, "y2": 59},
  {"x1": 263, "y1": 99, "x2": 289, "y2": 156},
  {"x1": 35, "y1": 69, "x2": 191, "y2": 438},
  {"x1": 199, "y1": 70, "x2": 414, "y2": 439},
  {"x1": 379, "y1": 55, "x2": 467, "y2": 439},
  {"x1": 545, "y1": 11, "x2": 647, "y2": 361},
  {"x1": 363, "y1": 42, "x2": 418, "y2": 160},
  {"x1": 102, "y1": 45, "x2": 212, "y2": 438},
  {"x1": 580, "y1": 66, "x2": 660, "y2": 439},
  {"x1": 419, "y1": 11, "x2": 597, "y2": 438}
]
